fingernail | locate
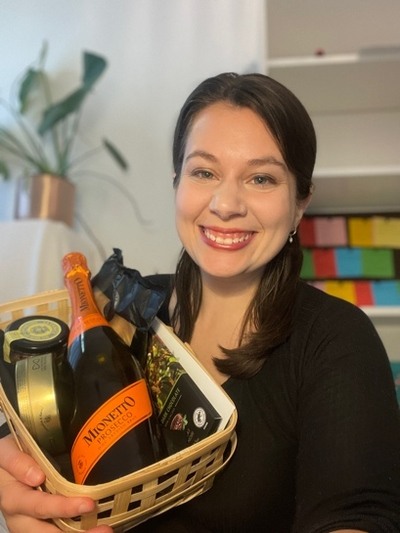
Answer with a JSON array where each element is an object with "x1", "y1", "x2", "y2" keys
[
  {"x1": 78, "y1": 500, "x2": 95, "y2": 514},
  {"x1": 26, "y1": 465, "x2": 45, "y2": 485}
]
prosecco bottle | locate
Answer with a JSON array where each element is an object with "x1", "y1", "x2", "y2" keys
[{"x1": 62, "y1": 252, "x2": 163, "y2": 485}]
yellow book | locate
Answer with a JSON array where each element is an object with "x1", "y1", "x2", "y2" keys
[
  {"x1": 373, "y1": 217, "x2": 400, "y2": 248},
  {"x1": 324, "y1": 281, "x2": 356, "y2": 304},
  {"x1": 348, "y1": 217, "x2": 373, "y2": 247}
]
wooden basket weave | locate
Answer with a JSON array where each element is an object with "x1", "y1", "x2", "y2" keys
[{"x1": 0, "y1": 290, "x2": 237, "y2": 532}]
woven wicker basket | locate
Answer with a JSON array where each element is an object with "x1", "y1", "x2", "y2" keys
[{"x1": 0, "y1": 290, "x2": 237, "y2": 532}]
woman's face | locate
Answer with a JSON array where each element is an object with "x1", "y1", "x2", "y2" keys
[{"x1": 175, "y1": 102, "x2": 309, "y2": 282}]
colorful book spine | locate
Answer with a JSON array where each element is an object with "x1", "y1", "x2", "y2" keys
[{"x1": 299, "y1": 214, "x2": 400, "y2": 306}]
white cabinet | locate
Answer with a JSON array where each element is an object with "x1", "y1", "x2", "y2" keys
[
  {"x1": 0, "y1": 220, "x2": 104, "y2": 303},
  {"x1": 265, "y1": 0, "x2": 400, "y2": 216},
  {"x1": 265, "y1": 0, "x2": 400, "y2": 361}
]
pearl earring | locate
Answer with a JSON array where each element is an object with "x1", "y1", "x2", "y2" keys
[{"x1": 288, "y1": 229, "x2": 297, "y2": 244}]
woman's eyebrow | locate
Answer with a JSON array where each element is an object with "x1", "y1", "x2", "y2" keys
[
  {"x1": 247, "y1": 156, "x2": 287, "y2": 170},
  {"x1": 184, "y1": 151, "x2": 288, "y2": 172},
  {"x1": 185, "y1": 150, "x2": 218, "y2": 163}
]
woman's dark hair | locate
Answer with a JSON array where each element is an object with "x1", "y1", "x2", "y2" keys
[{"x1": 171, "y1": 72, "x2": 316, "y2": 378}]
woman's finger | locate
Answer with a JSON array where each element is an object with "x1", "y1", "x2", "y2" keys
[
  {"x1": 2, "y1": 513, "x2": 69, "y2": 533},
  {"x1": 3, "y1": 512, "x2": 113, "y2": 533},
  {"x1": 0, "y1": 439, "x2": 112, "y2": 532},
  {"x1": 1, "y1": 477, "x2": 113, "y2": 533},
  {"x1": 0, "y1": 474, "x2": 96, "y2": 520},
  {"x1": 0, "y1": 435, "x2": 44, "y2": 487}
]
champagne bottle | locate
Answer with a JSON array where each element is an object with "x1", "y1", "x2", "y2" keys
[{"x1": 62, "y1": 252, "x2": 163, "y2": 485}]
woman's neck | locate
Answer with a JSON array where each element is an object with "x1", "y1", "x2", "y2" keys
[{"x1": 199, "y1": 269, "x2": 262, "y2": 303}]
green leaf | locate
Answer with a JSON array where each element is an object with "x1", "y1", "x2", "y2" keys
[
  {"x1": 18, "y1": 68, "x2": 42, "y2": 114},
  {"x1": 37, "y1": 52, "x2": 107, "y2": 136},
  {"x1": 82, "y1": 52, "x2": 107, "y2": 90},
  {"x1": 38, "y1": 41, "x2": 48, "y2": 67},
  {"x1": 18, "y1": 41, "x2": 48, "y2": 113},
  {"x1": 38, "y1": 87, "x2": 86, "y2": 135},
  {"x1": 0, "y1": 160, "x2": 10, "y2": 179},
  {"x1": 103, "y1": 138, "x2": 129, "y2": 171},
  {"x1": 0, "y1": 126, "x2": 14, "y2": 139}
]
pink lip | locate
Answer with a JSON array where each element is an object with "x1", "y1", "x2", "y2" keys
[{"x1": 200, "y1": 226, "x2": 255, "y2": 250}]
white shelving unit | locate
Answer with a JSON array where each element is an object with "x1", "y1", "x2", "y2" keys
[
  {"x1": 311, "y1": 166, "x2": 400, "y2": 214},
  {"x1": 265, "y1": 0, "x2": 400, "y2": 361},
  {"x1": 267, "y1": 50, "x2": 400, "y2": 114}
]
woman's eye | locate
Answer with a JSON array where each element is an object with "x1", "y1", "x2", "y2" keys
[
  {"x1": 251, "y1": 175, "x2": 275, "y2": 186},
  {"x1": 192, "y1": 169, "x2": 214, "y2": 179}
]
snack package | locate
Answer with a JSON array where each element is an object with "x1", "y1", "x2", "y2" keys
[{"x1": 146, "y1": 335, "x2": 222, "y2": 454}]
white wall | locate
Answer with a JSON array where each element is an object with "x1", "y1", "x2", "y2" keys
[{"x1": 0, "y1": 0, "x2": 266, "y2": 275}]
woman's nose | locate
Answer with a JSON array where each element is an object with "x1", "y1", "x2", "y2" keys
[{"x1": 208, "y1": 181, "x2": 247, "y2": 220}]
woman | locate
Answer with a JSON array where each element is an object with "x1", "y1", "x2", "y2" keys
[{"x1": 1, "y1": 73, "x2": 399, "y2": 532}]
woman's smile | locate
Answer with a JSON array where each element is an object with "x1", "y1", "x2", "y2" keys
[{"x1": 201, "y1": 226, "x2": 254, "y2": 249}]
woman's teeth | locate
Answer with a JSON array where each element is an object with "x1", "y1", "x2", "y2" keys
[{"x1": 204, "y1": 229, "x2": 251, "y2": 245}]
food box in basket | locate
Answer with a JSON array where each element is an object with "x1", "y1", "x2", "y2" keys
[
  {"x1": 0, "y1": 289, "x2": 237, "y2": 533},
  {"x1": 148, "y1": 318, "x2": 233, "y2": 452}
]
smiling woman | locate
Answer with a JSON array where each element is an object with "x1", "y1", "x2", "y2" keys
[
  {"x1": 171, "y1": 74, "x2": 316, "y2": 381},
  {"x1": 0, "y1": 73, "x2": 399, "y2": 533}
]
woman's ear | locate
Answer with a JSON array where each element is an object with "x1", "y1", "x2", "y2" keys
[{"x1": 294, "y1": 190, "x2": 313, "y2": 227}]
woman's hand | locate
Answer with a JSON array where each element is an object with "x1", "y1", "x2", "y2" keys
[{"x1": 0, "y1": 435, "x2": 113, "y2": 532}]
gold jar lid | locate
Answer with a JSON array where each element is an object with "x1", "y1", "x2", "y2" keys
[{"x1": 15, "y1": 353, "x2": 66, "y2": 455}]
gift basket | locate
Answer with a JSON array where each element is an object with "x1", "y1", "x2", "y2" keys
[{"x1": 0, "y1": 284, "x2": 237, "y2": 532}]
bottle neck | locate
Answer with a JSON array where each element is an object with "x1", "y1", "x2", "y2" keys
[{"x1": 64, "y1": 266, "x2": 108, "y2": 344}]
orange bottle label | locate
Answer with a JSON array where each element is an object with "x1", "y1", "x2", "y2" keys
[
  {"x1": 68, "y1": 314, "x2": 109, "y2": 346},
  {"x1": 71, "y1": 379, "x2": 153, "y2": 484}
]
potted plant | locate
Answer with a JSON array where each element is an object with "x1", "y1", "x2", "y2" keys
[{"x1": 0, "y1": 42, "x2": 132, "y2": 229}]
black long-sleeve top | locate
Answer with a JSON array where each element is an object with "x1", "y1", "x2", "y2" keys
[{"x1": 133, "y1": 277, "x2": 400, "y2": 532}]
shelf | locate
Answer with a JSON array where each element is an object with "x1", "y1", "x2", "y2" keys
[
  {"x1": 268, "y1": 47, "x2": 400, "y2": 68},
  {"x1": 308, "y1": 165, "x2": 400, "y2": 215},
  {"x1": 267, "y1": 52, "x2": 400, "y2": 114},
  {"x1": 362, "y1": 307, "x2": 400, "y2": 319},
  {"x1": 267, "y1": 0, "x2": 400, "y2": 60},
  {"x1": 363, "y1": 307, "x2": 400, "y2": 362}
]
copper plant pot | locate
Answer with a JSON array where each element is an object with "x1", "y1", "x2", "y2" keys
[{"x1": 14, "y1": 174, "x2": 75, "y2": 227}]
